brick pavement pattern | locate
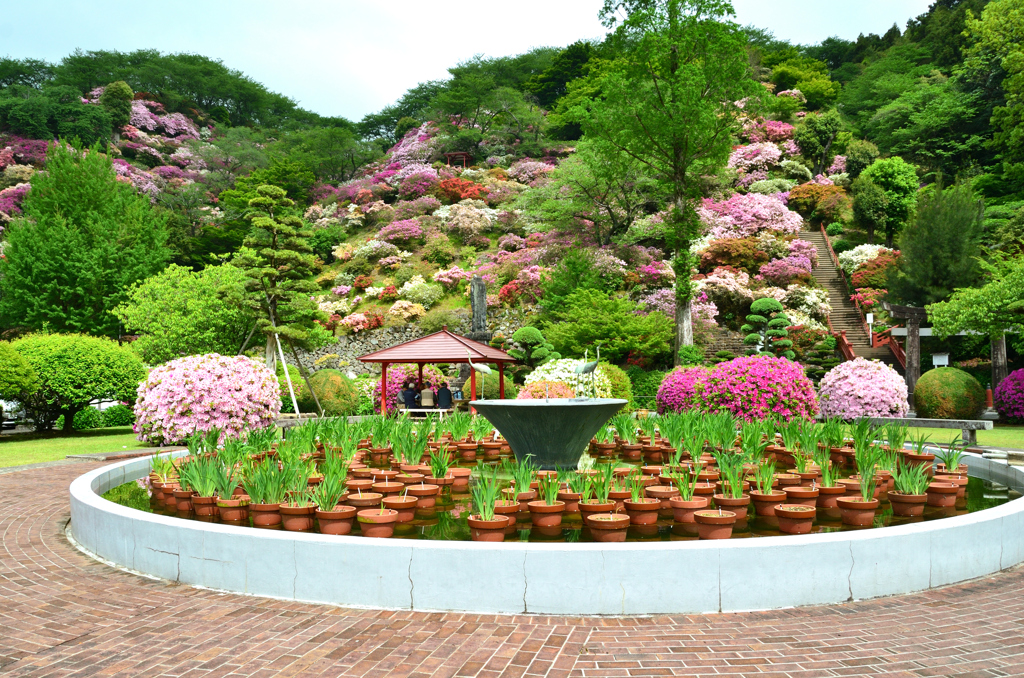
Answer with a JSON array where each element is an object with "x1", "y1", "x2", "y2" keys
[{"x1": 2, "y1": 462, "x2": 1024, "y2": 677}]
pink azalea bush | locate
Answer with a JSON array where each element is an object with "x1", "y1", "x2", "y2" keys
[
  {"x1": 508, "y1": 159, "x2": 554, "y2": 183},
  {"x1": 699, "y1": 193, "x2": 803, "y2": 240},
  {"x1": 747, "y1": 120, "x2": 794, "y2": 142},
  {"x1": 757, "y1": 254, "x2": 813, "y2": 285},
  {"x1": 133, "y1": 354, "x2": 281, "y2": 444},
  {"x1": 696, "y1": 355, "x2": 818, "y2": 421},
  {"x1": 377, "y1": 218, "x2": 423, "y2": 245},
  {"x1": 656, "y1": 367, "x2": 708, "y2": 414},
  {"x1": 994, "y1": 368, "x2": 1024, "y2": 423},
  {"x1": 392, "y1": 196, "x2": 440, "y2": 220},
  {"x1": 432, "y1": 266, "x2": 472, "y2": 290},
  {"x1": 517, "y1": 380, "x2": 577, "y2": 400},
  {"x1": 727, "y1": 142, "x2": 782, "y2": 171},
  {"x1": 817, "y1": 358, "x2": 909, "y2": 419}
]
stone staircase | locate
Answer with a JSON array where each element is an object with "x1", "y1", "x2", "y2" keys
[{"x1": 803, "y1": 228, "x2": 899, "y2": 368}]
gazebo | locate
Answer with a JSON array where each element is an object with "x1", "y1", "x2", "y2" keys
[{"x1": 358, "y1": 328, "x2": 518, "y2": 413}]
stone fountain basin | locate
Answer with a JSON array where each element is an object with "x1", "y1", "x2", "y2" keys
[{"x1": 469, "y1": 398, "x2": 626, "y2": 469}]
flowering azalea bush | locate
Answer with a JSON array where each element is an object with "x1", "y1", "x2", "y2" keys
[
  {"x1": 517, "y1": 380, "x2": 576, "y2": 400},
  {"x1": 508, "y1": 159, "x2": 554, "y2": 183},
  {"x1": 432, "y1": 266, "x2": 472, "y2": 290},
  {"x1": 637, "y1": 260, "x2": 675, "y2": 288},
  {"x1": 850, "y1": 250, "x2": 900, "y2": 289},
  {"x1": 727, "y1": 142, "x2": 782, "y2": 171},
  {"x1": 397, "y1": 171, "x2": 439, "y2": 199},
  {"x1": 817, "y1": 358, "x2": 908, "y2": 419},
  {"x1": 524, "y1": 358, "x2": 613, "y2": 398},
  {"x1": 699, "y1": 193, "x2": 803, "y2": 240},
  {"x1": 340, "y1": 310, "x2": 384, "y2": 333},
  {"x1": 438, "y1": 177, "x2": 487, "y2": 203},
  {"x1": 695, "y1": 355, "x2": 818, "y2": 421},
  {"x1": 838, "y1": 244, "x2": 895, "y2": 275},
  {"x1": 758, "y1": 254, "x2": 813, "y2": 285},
  {"x1": 399, "y1": 275, "x2": 443, "y2": 308},
  {"x1": 995, "y1": 369, "x2": 1024, "y2": 422},
  {"x1": 376, "y1": 218, "x2": 423, "y2": 245},
  {"x1": 133, "y1": 354, "x2": 281, "y2": 444},
  {"x1": 353, "y1": 239, "x2": 402, "y2": 261},
  {"x1": 392, "y1": 196, "x2": 441, "y2": 220},
  {"x1": 746, "y1": 120, "x2": 794, "y2": 142},
  {"x1": 850, "y1": 287, "x2": 887, "y2": 310},
  {"x1": 372, "y1": 363, "x2": 444, "y2": 413},
  {"x1": 387, "y1": 300, "x2": 426, "y2": 320},
  {"x1": 656, "y1": 366, "x2": 708, "y2": 413}
]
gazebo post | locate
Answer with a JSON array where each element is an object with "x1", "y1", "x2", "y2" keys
[
  {"x1": 417, "y1": 362, "x2": 424, "y2": 388},
  {"x1": 470, "y1": 370, "x2": 477, "y2": 403},
  {"x1": 381, "y1": 362, "x2": 388, "y2": 415},
  {"x1": 499, "y1": 363, "x2": 505, "y2": 399}
]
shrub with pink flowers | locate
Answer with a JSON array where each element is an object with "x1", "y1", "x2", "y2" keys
[
  {"x1": 376, "y1": 218, "x2": 423, "y2": 245},
  {"x1": 699, "y1": 193, "x2": 803, "y2": 240},
  {"x1": 727, "y1": 142, "x2": 783, "y2": 171},
  {"x1": 498, "y1": 233, "x2": 526, "y2": 251},
  {"x1": 747, "y1": 120, "x2": 795, "y2": 142},
  {"x1": 517, "y1": 381, "x2": 576, "y2": 400},
  {"x1": 0, "y1": 183, "x2": 30, "y2": 218},
  {"x1": 828, "y1": 155, "x2": 847, "y2": 174},
  {"x1": 133, "y1": 354, "x2": 281, "y2": 445},
  {"x1": 508, "y1": 159, "x2": 554, "y2": 183},
  {"x1": 995, "y1": 369, "x2": 1024, "y2": 423},
  {"x1": 656, "y1": 367, "x2": 708, "y2": 413},
  {"x1": 637, "y1": 260, "x2": 675, "y2": 288},
  {"x1": 757, "y1": 255, "x2": 813, "y2": 285},
  {"x1": 392, "y1": 196, "x2": 440, "y2": 220},
  {"x1": 397, "y1": 171, "x2": 439, "y2": 199},
  {"x1": 432, "y1": 266, "x2": 472, "y2": 290},
  {"x1": 695, "y1": 355, "x2": 818, "y2": 421},
  {"x1": 818, "y1": 358, "x2": 909, "y2": 419}
]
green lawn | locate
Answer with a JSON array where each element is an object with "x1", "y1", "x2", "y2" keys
[
  {"x1": 0, "y1": 427, "x2": 152, "y2": 468},
  {"x1": 907, "y1": 424, "x2": 1024, "y2": 450}
]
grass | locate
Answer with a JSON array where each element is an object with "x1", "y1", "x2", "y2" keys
[
  {"x1": 908, "y1": 424, "x2": 1024, "y2": 450},
  {"x1": 0, "y1": 427, "x2": 153, "y2": 468}
]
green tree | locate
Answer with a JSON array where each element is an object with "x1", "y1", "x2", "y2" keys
[
  {"x1": 0, "y1": 143, "x2": 168, "y2": 337},
  {"x1": 544, "y1": 288, "x2": 674, "y2": 364},
  {"x1": 851, "y1": 175, "x2": 889, "y2": 244},
  {"x1": 844, "y1": 139, "x2": 880, "y2": 178},
  {"x1": 98, "y1": 80, "x2": 133, "y2": 133},
  {"x1": 860, "y1": 156, "x2": 920, "y2": 246},
  {"x1": 582, "y1": 0, "x2": 762, "y2": 363},
  {"x1": 524, "y1": 41, "x2": 597, "y2": 109},
  {"x1": 740, "y1": 298, "x2": 794, "y2": 359},
  {"x1": 0, "y1": 342, "x2": 37, "y2": 402},
  {"x1": 889, "y1": 182, "x2": 984, "y2": 307},
  {"x1": 539, "y1": 249, "x2": 614, "y2": 314},
  {"x1": 507, "y1": 327, "x2": 561, "y2": 369},
  {"x1": 11, "y1": 333, "x2": 146, "y2": 432},
  {"x1": 229, "y1": 185, "x2": 324, "y2": 411},
  {"x1": 113, "y1": 264, "x2": 255, "y2": 364},
  {"x1": 793, "y1": 109, "x2": 843, "y2": 175}
]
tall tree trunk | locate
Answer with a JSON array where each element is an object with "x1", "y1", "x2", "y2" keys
[
  {"x1": 265, "y1": 335, "x2": 276, "y2": 371},
  {"x1": 675, "y1": 298, "x2": 693, "y2": 366},
  {"x1": 62, "y1": 408, "x2": 76, "y2": 433}
]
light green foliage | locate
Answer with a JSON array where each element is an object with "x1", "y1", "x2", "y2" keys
[
  {"x1": 844, "y1": 140, "x2": 879, "y2": 179},
  {"x1": 793, "y1": 110, "x2": 843, "y2": 175},
  {"x1": 297, "y1": 369, "x2": 359, "y2": 416},
  {"x1": 851, "y1": 175, "x2": 889, "y2": 244},
  {"x1": 11, "y1": 333, "x2": 146, "y2": 432},
  {"x1": 98, "y1": 80, "x2": 134, "y2": 130},
  {"x1": 0, "y1": 143, "x2": 169, "y2": 337},
  {"x1": 840, "y1": 43, "x2": 936, "y2": 130},
  {"x1": 507, "y1": 327, "x2": 561, "y2": 369},
  {"x1": 599, "y1": 362, "x2": 634, "y2": 411},
  {"x1": 928, "y1": 253, "x2": 1024, "y2": 352},
  {"x1": 0, "y1": 342, "x2": 37, "y2": 401},
  {"x1": 539, "y1": 249, "x2": 612, "y2": 314},
  {"x1": 114, "y1": 264, "x2": 254, "y2": 365},
  {"x1": 770, "y1": 56, "x2": 840, "y2": 110},
  {"x1": 740, "y1": 298, "x2": 794, "y2": 359},
  {"x1": 677, "y1": 344, "x2": 706, "y2": 366},
  {"x1": 0, "y1": 86, "x2": 112, "y2": 145},
  {"x1": 544, "y1": 288, "x2": 674, "y2": 364},
  {"x1": 860, "y1": 157, "x2": 920, "y2": 246},
  {"x1": 102, "y1": 481, "x2": 151, "y2": 513},
  {"x1": 889, "y1": 183, "x2": 983, "y2": 306}
]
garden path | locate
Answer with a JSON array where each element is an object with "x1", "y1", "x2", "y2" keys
[{"x1": 3, "y1": 461, "x2": 1024, "y2": 677}]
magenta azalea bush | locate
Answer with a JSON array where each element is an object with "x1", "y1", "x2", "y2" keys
[
  {"x1": 377, "y1": 218, "x2": 423, "y2": 245},
  {"x1": 133, "y1": 354, "x2": 281, "y2": 444},
  {"x1": 994, "y1": 368, "x2": 1024, "y2": 423},
  {"x1": 817, "y1": 358, "x2": 908, "y2": 419},
  {"x1": 656, "y1": 366, "x2": 708, "y2": 414},
  {"x1": 696, "y1": 355, "x2": 818, "y2": 421},
  {"x1": 699, "y1": 193, "x2": 803, "y2": 240}
]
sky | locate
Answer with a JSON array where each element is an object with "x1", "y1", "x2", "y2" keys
[{"x1": 2, "y1": 0, "x2": 936, "y2": 121}]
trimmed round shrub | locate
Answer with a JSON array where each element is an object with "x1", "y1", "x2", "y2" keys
[
  {"x1": 517, "y1": 381, "x2": 576, "y2": 399},
  {"x1": 818, "y1": 358, "x2": 908, "y2": 419},
  {"x1": 600, "y1": 362, "x2": 634, "y2": 411},
  {"x1": 678, "y1": 344, "x2": 706, "y2": 366},
  {"x1": 626, "y1": 367, "x2": 666, "y2": 411},
  {"x1": 914, "y1": 367, "x2": 985, "y2": 420},
  {"x1": 995, "y1": 369, "x2": 1024, "y2": 423},
  {"x1": 480, "y1": 376, "x2": 519, "y2": 400},
  {"x1": 0, "y1": 341, "x2": 37, "y2": 400},
  {"x1": 696, "y1": 355, "x2": 818, "y2": 421},
  {"x1": 73, "y1": 406, "x2": 106, "y2": 430},
  {"x1": 297, "y1": 369, "x2": 360, "y2": 416},
  {"x1": 102, "y1": 404, "x2": 136, "y2": 427},
  {"x1": 134, "y1": 354, "x2": 281, "y2": 445},
  {"x1": 656, "y1": 366, "x2": 708, "y2": 414},
  {"x1": 12, "y1": 333, "x2": 146, "y2": 432}
]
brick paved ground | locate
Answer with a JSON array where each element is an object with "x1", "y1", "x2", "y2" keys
[{"x1": 3, "y1": 462, "x2": 1024, "y2": 678}]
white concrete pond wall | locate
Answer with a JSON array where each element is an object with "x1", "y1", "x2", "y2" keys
[{"x1": 69, "y1": 452, "x2": 1024, "y2": 615}]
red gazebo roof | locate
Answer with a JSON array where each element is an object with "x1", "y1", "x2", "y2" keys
[{"x1": 358, "y1": 328, "x2": 516, "y2": 364}]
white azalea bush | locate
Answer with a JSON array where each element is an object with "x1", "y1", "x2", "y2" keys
[
  {"x1": 524, "y1": 358, "x2": 613, "y2": 398},
  {"x1": 838, "y1": 244, "x2": 895, "y2": 275}
]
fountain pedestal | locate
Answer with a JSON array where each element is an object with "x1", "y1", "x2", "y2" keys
[{"x1": 470, "y1": 398, "x2": 626, "y2": 469}]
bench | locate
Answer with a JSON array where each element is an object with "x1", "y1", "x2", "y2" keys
[
  {"x1": 817, "y1": 417, "x2": 993, "y2": 446},
  {"x1": 402, "y1": 408, "x2": 452, "y2": 419}
]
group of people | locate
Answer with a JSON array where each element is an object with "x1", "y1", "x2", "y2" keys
[{"x1": 400, "y1": 381, "x2": 454, "y2": 410}]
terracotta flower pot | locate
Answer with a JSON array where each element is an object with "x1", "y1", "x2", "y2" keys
[
  {"x1": 693, "y1": 482, "x2": 716, "y2": 497},
  {"x1": 836, "y1": 497, "x2": 879, "y2": 526},
  {"x1": 641, "y1": 465, "x2": 663, "y2": 476},
  {"x1": 395, "y1": 473, "x2": 424, "y2": 485},
  {"x1": 280, "y1": 503, "x2": 316, "y2": 531},
  {"x1": 620, "y1": 443, "x2": 642, "y2": 460},
  {"x1": 714, "y1": 480, "x2": 750, "y2": 495},
  {"x1": 492, "y1": 500, "x2": 520, "y2": 533},
  {"x1": 904, "y1": 451, "x2": 935, "y2": 476},
  {"x1": 191, "y1": 495, "x2": 218, "y2": 517},
  {"x1": 368, "y1": 447, "x2": 392, "y2": 464},
  {"x1": 371, "y1": 481, "x2": 404, "y2": 497},
  {"x1": 468, "y1": 514, "x2": 510, "y2": 541},
  {"x1": 926, "y1": 482, "x2": 958, "y2": 507},
  {"x1": 815, "y1": 485, "x2": 847, "y2": 509},
  {"x1": 250, "y1": 502, "x2": 282, "y2": 527},
  {"x1": 783, "y1": 486, "x2": 819, "y2": 508},
  {"x1": 693, "y1": 510, "x2": 737, "y2": 539},
  {"x1": 888, "y1": 492, "x2": 927, "y2": 517},
  {"x1": 557, "y1": 490, "x2": 582, "y2": 514},
  {"x1": 357, "y1": 509, "x2": 398, "y2": 538},
  {"x1": 503, "y1": 488, "x2": 537, "y2": 512},
  {"x1": 935, "y1": 463, "x2": 969, "y2": 476},
  {"x1": 788, "y1": 469, "x2": 820, "y2": 486},
  {"x1": 623, "y1": 498, "x2": 660, "y2": 525},
  {"x1": 172, "y1": 488, "x2": 194, "y2": 513},
  {"x1": 346, "y1": 492, "x2": 383, "y2": 509},
  {"x1": 608, "y1": 489, "x2": 632, "y2": 510},
  {"x1": 644, "y1": 484, "x2": 679, "y2": 510},
  {"x1": 711, "y1": 494, "x2": 749, "y2": 521},
  {"x1": 641, "y1": 446, "x2": 663, "y2": 463},
  {"x1": 425, "y1": 474, "x2": 454, "y2": 488},
  {"x1": 450, "y1": 467, "x2": 472, "y2": 492},
  {"x1": 527, "y1": 500, "x2": 565, "y2": 527},
  {"x1": 584, "y1": 513, "x2": 630, "y2": 542},
  {"x1": 934, "y1": 474, "x2": 968, "y2": 499},
  {"x1": 346, "y1": 479, "x2": 374, "y2": 493},
  {"x1": 405, "y1": 483, "x2": 440, "y2": 508},
  {"x1": 350, "y1": 467, "x2": 373, "y2": 479},
  {"x1": 579, "y1": 500, "x2": 616, "y2": 518},
  {"x1": 369, "y1": 469, "x2": 398, "y2": 482},
  {"x1": 775, "y1": 504, "x2": 816, "y2": 534},
  {"x1": 316, "y1": 505, "x2": 357, "y2": 534},
  {"x1": 670, "y1": 495, "x2": 710, "y2": 523},
  {"x1": 456, "y1": 442, "x2": 478, "y2": 462},
  {"x1": 382, "y1": 495, "x2": 418, "y2": 522},
  {"x1": 749, "y1": 490, "x2": 787, "y2": 516},
  {"x1": 774, "y1": 473, "x2": 802, "y2": 488},
  {"x1": 217, "y1": 497, "x2": 249, "y2": 522}
]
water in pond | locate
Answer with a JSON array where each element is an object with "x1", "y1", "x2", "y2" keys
[{"x1": 122, "y1": 460, "x2": 1017, "y2": 542}]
